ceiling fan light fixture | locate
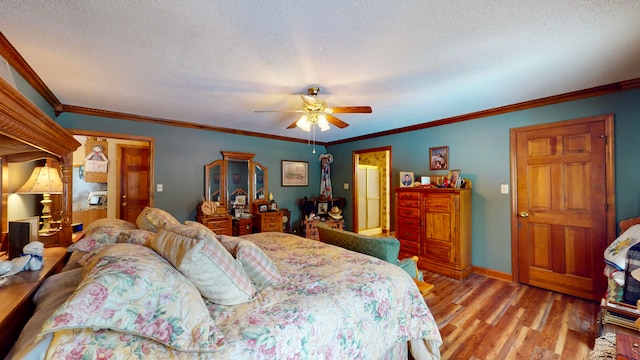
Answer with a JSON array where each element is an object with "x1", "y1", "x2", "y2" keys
[
  {"x1": 318, "y1": 115, "x2": 330, "y2": 131},
  {"x1": 296, "y1": 115, "x2": 311, "y2": 132}
]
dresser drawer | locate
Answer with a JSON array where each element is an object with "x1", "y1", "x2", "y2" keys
[
  {"x1": 396, "y1": 226, "x2": 420, "y2": 242},
  {"x1": 397, "y1": 191, "x2": 420, "y2": 200},
  {"x1": 423, "y1": 242, "x2": 452, "y2": 262},
  {"x1": 398, "y1": 199, "x2": 420, "y2": 208},
  {"x1": 398, "y1": 217, "x2": 420, "y2": 229},
  {"x1": 397, "y1": 207, "x2": 420, "y2": 219},
  {"x1": 262, "y1": 221, "x2": 282, "y2": 232},
  {"x1": 423, "y1": 196, "x2": 451, "y2": 212},
  {"x1": 400, "y1": 239, "x2": 420, "y2": 255}
]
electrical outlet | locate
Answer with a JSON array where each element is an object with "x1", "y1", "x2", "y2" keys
[
  {"x1": 157, "y1": 184, "x2": 163, "y2": 192},
  {"x1": 500, "y1": 184, "x2": 509, "y2": 194}
]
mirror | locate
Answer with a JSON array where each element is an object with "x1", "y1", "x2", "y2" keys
[
  {"x1": 254, "y1": 162, "x2": 267, "y2": 201},
  {"x1": 204, "y1": 151, "x2": 268, "y2": 214},
  {"x1": 205, "y1": 159, "x2": 224, "y2": 202}
]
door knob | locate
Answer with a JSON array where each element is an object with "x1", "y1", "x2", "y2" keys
[{"x1": 519, "y1": 211, "x2": 529, "y2": 218}]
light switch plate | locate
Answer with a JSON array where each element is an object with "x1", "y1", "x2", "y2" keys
[
  {"x1": 500, "y1": 184, "x2": 509, "y2": 194},
  {"x1": 157, "y1": 184, "x2": 163, "y2": 192},
  {"x1": 343, "y1": 183, "x2": 349, "y2": 190}
]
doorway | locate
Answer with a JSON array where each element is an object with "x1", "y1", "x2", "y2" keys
[
  {"x1": 353, "y1": 147, "x2": 391, "y2": 235},
  {"x1": 71, "y1": 131, "x2": 154, "y2": 225},
  {"x1": 510, "y1": 114, "x2": 615, "y2": 301}
]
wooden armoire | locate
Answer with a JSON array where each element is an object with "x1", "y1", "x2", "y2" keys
[{"x1": 395, "y1": 187, "x2": 472, "y2": 280}]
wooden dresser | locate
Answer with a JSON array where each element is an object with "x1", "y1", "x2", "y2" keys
[
  {"x1": 0, "y1": 247, "x2": 68, "y2": 358},
  {"x1": 395, "y1": 187, "x2": 472, "y2": 280},
  {"x1": 196, "y1": 213, "x2": 233, "y2": 236},
  {"x1": 252, "y1": 211, "x2": 283, "y2": 232},
  {"x1": 304, "y1": 218, "x2": 344, "y2": 240}
]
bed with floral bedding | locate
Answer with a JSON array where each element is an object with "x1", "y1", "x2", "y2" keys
[{"x1": 8, "y1": 208, "x2": 442, "y2": 360}]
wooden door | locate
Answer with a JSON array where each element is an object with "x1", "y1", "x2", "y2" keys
[
  {"x1": 118, "y1": 146, "x2": 150, "y2": 223},
  {"x1": 512, "y1": 115, "x2": 614, "y2": 301}
]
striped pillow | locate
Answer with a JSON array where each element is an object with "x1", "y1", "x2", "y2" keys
[
  {"x1": 150, "y1": 224, "x2": 256, "y2": 305},
  {"x1": 219, "y1": 235, "x2": 284, "y2": 289}
]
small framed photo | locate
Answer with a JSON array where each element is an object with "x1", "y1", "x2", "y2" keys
[
  {"x1": 259, "y1": 203, "x2": 269, "y2": 212},
  {"x1": 270, "y1": 201, "x2": 278, "y2": 211},
  {"x1": 282, "y1": 160, "x2": 309, "y2": 187},
  {"x1": 429, "y1": 146, "x2": 449, "y2": 170},
  {"x1": 400, "y1": 171, "x2": 414, "y2": 187},
  {"x1": 448, "y1": 169, "x2": 461, "y2": 188},
  {"x1": 317, "y1": 202, "x2": 329, "y2": 214},
  {"x1": 233, "y1": 173, "x2": 241, "y2": 184}
]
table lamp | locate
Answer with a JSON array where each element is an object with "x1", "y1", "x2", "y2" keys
[{"x1": 16, "y1": 164, "x2": 63, "y2": 233}]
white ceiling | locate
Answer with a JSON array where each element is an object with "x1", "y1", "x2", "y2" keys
[{"x1": 1, "y1": 1, "x2": 639, "y2": 143}]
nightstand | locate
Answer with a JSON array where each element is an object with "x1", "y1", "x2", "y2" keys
[{"x1": 0, "y1": 247, "x2": 68, "y2": 358}]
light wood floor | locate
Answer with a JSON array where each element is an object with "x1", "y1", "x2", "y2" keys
[{"x1": 421, "y1": 271, "x2": 607, "y2": 360}]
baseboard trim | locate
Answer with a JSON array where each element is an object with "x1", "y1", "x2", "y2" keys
[{"x1": 471, "y1": 266, "x2": 512, "y2": 282}]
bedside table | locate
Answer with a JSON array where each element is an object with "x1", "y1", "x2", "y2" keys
[{"x1": 0, "y1": 247, "x2": 68, "y2": 358}]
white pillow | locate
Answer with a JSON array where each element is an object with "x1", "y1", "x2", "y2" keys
[
  {"x1": 150, "y1": 224, "x2": 256, "y2": 305},
  {"x1": 136, "y1": 207, "x2": 180, "y2": 232},
  {"x1": 604, "y1": 224, "x2": 640, "y2": 270}
]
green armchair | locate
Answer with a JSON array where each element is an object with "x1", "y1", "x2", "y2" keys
[{"x1": 316, "y1": 223, "x2": 423, "y2": 281}]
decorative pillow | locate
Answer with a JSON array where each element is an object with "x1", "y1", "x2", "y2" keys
[
  {"x1": 218, "y1": 235, "x2": 284, "y2": 289},
  {"x1": 67, "y1": 219, "x2": 137, "y2": 252},
  {"x1": 150, "y1": 224, "x2": 256, "y2": 305},
  {"x1": 184, "y1": 220, "x2": 217, "y2": 236},
  {"x1": 38, "y1": 244, "x2": 224, "y2": 352},
  {"x1": 136, "y1": 207, "x2": 180, "y2": 233},
  {"x1": 605, "y1": 224, "x2": 640, "y2": 270},
  {"x1": 116, "y1": 228, "x2": 156, "y2": 246}
]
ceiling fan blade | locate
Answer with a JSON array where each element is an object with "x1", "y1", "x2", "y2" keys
[
  {"x1": 255, "y1": 110, "x2": 304, "y2": 113},
  {"x1": 286, "y1": 119, "x2": 299, "y2": 129},
  {"x1": 329, "y1": 106, "x2": 372, "y2": 114},
  {"x1": 326, "y1": 114, "x2": 349, "y2": 129}
]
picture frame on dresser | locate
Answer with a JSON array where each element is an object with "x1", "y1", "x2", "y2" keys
[
  {"x1": 282, "y1": 160, "x2": 308, "y2": 186},
  {"x1": 429, "y1": 146, "x2": 448, "y2": 170},
  {"x1": 448, "y1": 169, "x2": 461, "y2": 188},
  {"x1": 400, "y1": 171, "x2": 414, "y2": 187}
]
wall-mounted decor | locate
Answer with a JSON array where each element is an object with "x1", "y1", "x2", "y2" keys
[
  {"x1": 282, "y1": 160, "x2": 308, "y2": 187},
  {"x1": 84, "y1": 138, "x2": 109, "y2": 183},
  {"x1": 400, "y1": 171, "x2": 414, "y2": 187},
  {"x1": 429, "y1": 146, "x2": 448, "y2": 170}
]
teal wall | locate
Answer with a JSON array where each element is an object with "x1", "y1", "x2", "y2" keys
[
  {"x1": 55, "y1": 112, "x2": 327, "y2": 233},
  {"x1": 327, "y1": 88, "x2": 640, "y2": 274},
  {"x1": 10, "y1": 64, "x2": 640, "y2": 275}
]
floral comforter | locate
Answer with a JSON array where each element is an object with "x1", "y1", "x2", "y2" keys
[{"x1": 32, "y1": 232, "x2": 442, "y2": 359}]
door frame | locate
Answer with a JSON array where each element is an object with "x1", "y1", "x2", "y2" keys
[
  {"x1": 352, "y1": 146, "x2": 392, "y2": 234},
  {"x1": 69, "y1": 129, "x2": 155, "y2": 218},
  {"x1": 509, "y1": 114, "x2": 616, "y2": 282}
]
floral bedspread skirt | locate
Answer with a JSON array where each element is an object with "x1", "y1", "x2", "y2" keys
[{"x1": 41, "y1": 232, "x2": 442, "y2": 360}]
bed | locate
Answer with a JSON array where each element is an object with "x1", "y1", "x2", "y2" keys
[{"x1": 7, "y1": 208, "x2": 442, "y2": 359}]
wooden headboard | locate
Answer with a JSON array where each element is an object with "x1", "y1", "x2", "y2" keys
[
  {"x1": 620, "y1": 217, "x2": 640, "y2": 234},
  {"x1": 0, "y1": 76, "x2": 80, "y2": 246}
]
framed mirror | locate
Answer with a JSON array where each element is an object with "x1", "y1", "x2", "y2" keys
[
  {"x1": 204, "y1": 159, "x2": 224, "y2": 203},
  {"x1": 204, "y1": 151, "x2": 268, "y2": 214}
]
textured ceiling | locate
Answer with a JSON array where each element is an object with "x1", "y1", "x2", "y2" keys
[{"x1": 1, "y1": 1, "x2": 639, "y2": 142}]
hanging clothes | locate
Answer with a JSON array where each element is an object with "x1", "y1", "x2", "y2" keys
[{"x1": 318, "y1": 153, "x2": 333, "y2": 199}]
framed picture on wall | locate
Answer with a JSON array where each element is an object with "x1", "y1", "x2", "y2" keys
[
  {"x1": 282, "y1": 160, "x2": 308, "y2": 186},
  {"x1": 400, "y1": 171, "x2": 414, "y2": 187},
  {"x1": 429, "y1": 146, "x2": 449, "y2": 170}
]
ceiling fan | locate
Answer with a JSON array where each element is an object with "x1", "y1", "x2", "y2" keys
[{"x1": 256, "y1": 87, "x2": 372, "y2": 131}]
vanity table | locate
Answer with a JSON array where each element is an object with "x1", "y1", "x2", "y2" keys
[{"x1": 201, "y1": 151, "x2": 273, "y2": 233}]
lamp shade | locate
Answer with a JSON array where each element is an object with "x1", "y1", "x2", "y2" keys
[{"x1": 16, "y1": 164, "x2": 63, "y2": 194}]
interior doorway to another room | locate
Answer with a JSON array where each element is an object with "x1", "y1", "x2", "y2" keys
[
  {"x1": 71, "y1": 132, "x2": 153, "y2": 228},
  {"x1": 353, "y1": 147, "x2": 391, "y2": 236}
]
